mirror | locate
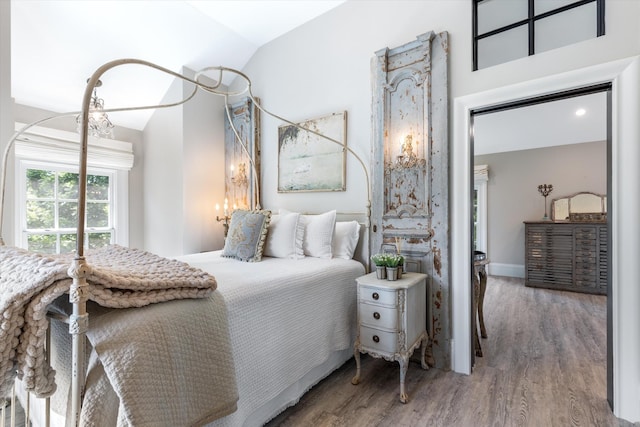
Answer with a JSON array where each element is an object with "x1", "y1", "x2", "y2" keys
[{"x1": 551, "y1": 192, "x2": 606, "y2": 222}]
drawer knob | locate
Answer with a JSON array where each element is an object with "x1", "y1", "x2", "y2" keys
[
  {"x1": 373, "y1": 312, "x2": 380, "y2": 320},
  {"x1": 372, "y1": 292, "x2": 379, "y2": 300},
  {"x1": 373, "y1": 335, "x2": 380, "y2": 343}
]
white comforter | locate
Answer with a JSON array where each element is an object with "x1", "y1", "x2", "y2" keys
[{"x1": 180, "y1": 252, "x2": 365, "y2": 427}]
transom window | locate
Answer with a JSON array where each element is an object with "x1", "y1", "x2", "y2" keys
[
  {"x1": 21, "y1": 162, "x2": 114, "y2": 254},
  {"x1": 472, "y1": 0, "x2": 605, "y2": 70}
]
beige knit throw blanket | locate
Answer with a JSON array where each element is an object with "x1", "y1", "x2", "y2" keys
[{"x1": 0, "y1": 244, "x2": 216, "y2": 399}]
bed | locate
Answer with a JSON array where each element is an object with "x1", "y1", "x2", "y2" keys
[
  {"x1": 1, "y1": 59, "x2": 371, "y2": 426},
  {"x1": 7, "y1": 211, "x2": 365, "y2": 426},
  {"x1": 15, "y1": 239, "x2": 366, "y2": 426}
]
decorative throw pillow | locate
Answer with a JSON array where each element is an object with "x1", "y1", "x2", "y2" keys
[
  {"x1": 264, "y1": 212, "x2": 304, "y2": 259},
  {"x1": 332, "y1": 221, "x2": 361, "y2": 260},
  {"x1": 221, "y1": 209, "x2": 271, "y2": 262}
]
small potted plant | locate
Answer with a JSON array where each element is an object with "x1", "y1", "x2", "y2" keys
[
  {"x1": 385, "y1": 254, "x2": 402, "y2": 281},
  {"x1": 371, "y1": 253, "x2": 388, "y2": 279}
]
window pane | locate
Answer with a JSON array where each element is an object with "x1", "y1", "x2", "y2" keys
[
  {"x1": 59, "y1": 201, "x2": 78, "y2": 228},
  {"x1": 87, "y1": 175, "x2": 109, "y2": 201},
  {"x1": 86, "y1": 202, "x2": 109, "y2": 227},
  {"x1": 28, "y1": 234, "x2": 56, "y2": 254},
  {"x1": 478, "y1": 0, "x2": 528, "y2": 34},
  {"x1": 535, "y1": 3, "x2": 597, "y2": 54},
  {"x1": 478, "y1": 24, "x2": 529, "y2": 69},
  {"x1": 60, "y1": 233, "x2": 77, "y2": 254},
  {"x1": 536, "y1": 0, "x2": 584, "y2": 15},
  {"x1": 58, "y1": 172, "x2": 79, "y2": 199},
  {"x1": 89, "y1": 232, "x2": 111, "y2": 249},
  {"x1": 26, "y1": 200, "x2": 55, "y2": 229},
  {"x1": 26, "y1": 169, "x2": 54, "y2": 198}
]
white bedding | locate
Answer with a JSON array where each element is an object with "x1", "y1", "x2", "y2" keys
[
  {"x1": 25, "y1": 251, "x2": 364, "y2": 426},
  {"x1": 182, "y1": 251, "x2": 365, "y2": 427}
]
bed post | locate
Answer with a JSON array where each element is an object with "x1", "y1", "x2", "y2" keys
[
  {"x1": 67, "y1": 259, "x2": 90, "y2": 425},
  {"x1": 68, "y1": 69, "x2": 98, "y2": 426}
]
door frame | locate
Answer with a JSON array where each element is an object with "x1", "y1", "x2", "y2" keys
[{"x1": 451, "y1": 56, "x2": 640, "y2": 422}]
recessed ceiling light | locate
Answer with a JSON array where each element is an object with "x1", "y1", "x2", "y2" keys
[{"x1": 575, "y1": 108, "x2": 586, "y2": 116}]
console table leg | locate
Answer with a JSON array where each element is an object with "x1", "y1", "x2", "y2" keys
[
  {"x1": 351, "y1": 344, "x2": 361, "y2": 385},
  {"x1": 398, "y1": 356, "x2": 409, "y2": 403},
  {"x1": 478, "y1": 268, "x2": 488, "y2": 339},
  {"x1": 420, "y1": 334, "x2": 429, "y2": 370}
]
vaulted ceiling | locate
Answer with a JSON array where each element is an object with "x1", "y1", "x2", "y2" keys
[{"x1": 10, "y1": 0, "x2": 345, "y2": 130}]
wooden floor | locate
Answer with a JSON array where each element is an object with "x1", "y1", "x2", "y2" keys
[{"x1": 267, "y1": 276, "x2": 639, "y2": 427}]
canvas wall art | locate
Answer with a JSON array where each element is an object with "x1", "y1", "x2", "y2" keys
[{"x1": 278, "y1": 111, "x2": 347, "y2": 192}]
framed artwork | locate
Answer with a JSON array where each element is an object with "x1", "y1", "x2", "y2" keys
[{"x1": 278, "y1": 111, "x2": 347, "y2": 192}]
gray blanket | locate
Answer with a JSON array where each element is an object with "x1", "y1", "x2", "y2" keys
[{"x1": 0, "y1": 244, "x2": 237, "y2": 425}]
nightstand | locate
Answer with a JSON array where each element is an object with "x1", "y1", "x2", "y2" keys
[{"x1": 351, "y1": 271, "x2": 428, "y2": 403}]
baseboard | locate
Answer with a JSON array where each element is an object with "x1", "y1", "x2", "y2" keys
[{"x1": 488, "y1": 263, "x2": 525, "y2": 278}]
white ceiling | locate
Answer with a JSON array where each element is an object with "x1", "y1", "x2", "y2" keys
[
  {"x1": 474, "y1": 92, "x2": 607, "y2": 155},
  {"x1": 10, "y1": 0, "x2": 345, "y2": 130}
]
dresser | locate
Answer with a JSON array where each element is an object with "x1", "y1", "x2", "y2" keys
[
  {"x1": 351, "y1": 272, "x2": 428, "y2": 403},
  {"x1": 524, "y1": 221, "x2": 607, "y2": 295}
]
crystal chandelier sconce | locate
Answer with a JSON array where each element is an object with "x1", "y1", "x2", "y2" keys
[
  {"x1": 538, "y1": 183, "x2": 553, "y2": 221},
  {"x1": 395, "y1": 135, "x2": 424, "y2": 169},
  {"x1": 76, "y1": 79, "x2": 115, "y2": 138}
]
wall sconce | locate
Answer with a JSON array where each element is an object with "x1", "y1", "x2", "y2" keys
[
  {"x1": 215, "y1": 198, "x2": 234, "y2": 237},
  {"x1": 396, "y1": 135, "x2": 422, "y2": 169}
]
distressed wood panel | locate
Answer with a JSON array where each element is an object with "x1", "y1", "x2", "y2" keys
[
  {"x1": 224, "y1": 97, "x2": 261, "y2": 210},
  {"x1": 371, "y1": 32, "x2": 449, "y2": 369}
]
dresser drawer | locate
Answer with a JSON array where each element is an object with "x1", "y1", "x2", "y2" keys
[
  {"x1": 360, "y1": 286, "x2": 396, "y2": 306},
  {"x1": 360, "y1": 303, "x2": 398, "y2": 330},
  {"x1": 359, "y1": 326, "x2": 397, "y2": 353}
]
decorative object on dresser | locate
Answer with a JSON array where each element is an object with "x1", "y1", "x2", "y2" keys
[
  {"x1": 525, "y1": 191, "x2": 608, "y2": 295},
  {"x1": 537, "y1": 183, "x2": 553, "y2": 221},
  {"x1": 351, "y1": 272, "x2": 429, "y2": 403},
  {"x1": 371, "y1": 31, "x2": 449, "y2": 369}
]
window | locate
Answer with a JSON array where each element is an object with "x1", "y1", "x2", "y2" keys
[
  {"x1": 21, "y1": 163, "x2": 114, "y2": 254},
  {"x1": 472, "y1": 0, "x2": 605, "y2": 70},
  {"x1": 14, "y1": 123, "x2": 133, "y2": 254}
]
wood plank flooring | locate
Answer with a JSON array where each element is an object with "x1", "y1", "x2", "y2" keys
[{"x1": 267, "y1": 276, "x2": 639, "y2": 427}]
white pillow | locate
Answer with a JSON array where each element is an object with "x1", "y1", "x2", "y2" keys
[
  {"x1": 280, "y1": 209, "x2": 336, "y2": 259},
  {"x1": 264, "y1": 212, "x2": 304, "y2": 259},
  {"x1": 332, "y1": 221, "x2": 361, "y2": 260}
]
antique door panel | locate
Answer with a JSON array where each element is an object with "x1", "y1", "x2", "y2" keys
[
  {"x1": 224, "y1": 97, "x2": 261, "y2": 210},
  {"x1": 371, "y1": 32, "x2": 449, "y2": 369}
]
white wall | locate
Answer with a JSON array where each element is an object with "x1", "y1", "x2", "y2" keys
[
  {"x1": 143, "y1": 70, "x2": 226, "y2": 257},
  {"x1": 0, "y1": 0, "x2": 12, "y2": 246},
  {"x1": 237, "y1": 0, "x2": 639, "y2": 214},
  {"x1": 476, "y1": 140, "x2": 607, "y2": 272}
]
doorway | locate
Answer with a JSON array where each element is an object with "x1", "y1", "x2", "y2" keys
[
  {"x1": 470, "y1": 84, "x2": 612, "y2": 406},
  {"x1": 450, "y1": 57, "x2": 640, "y2": 421}
]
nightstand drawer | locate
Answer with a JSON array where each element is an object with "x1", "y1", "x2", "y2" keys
[
  {"x1": 360, "y1": 286, "x2": 396, "y2": 306},
  {"x1": 359, "y1": 326, "x2": 397, "y2": 353},
  {"x1": 360, "y1": 303, "x2": 398, "y2": 330}
]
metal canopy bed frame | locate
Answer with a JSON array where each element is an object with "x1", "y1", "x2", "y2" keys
[{"x1": 0, "y1": 58, "x2": 371, "y2": 426}]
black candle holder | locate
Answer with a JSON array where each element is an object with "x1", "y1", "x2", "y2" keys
[{"x1": 538, "y1": 184, "x2": 553, "y2": 221}]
